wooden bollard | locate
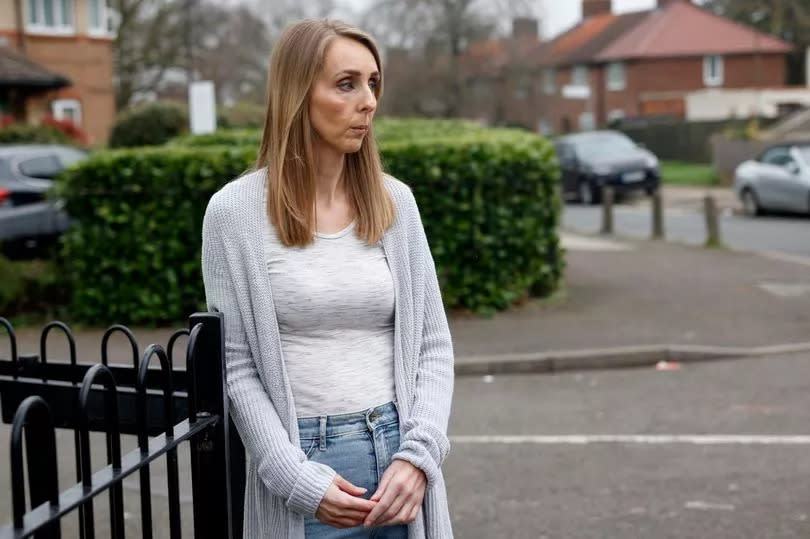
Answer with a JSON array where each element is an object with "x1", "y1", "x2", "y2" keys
[
  {"x1": 652, "y1": 190, "x2": 664, "y2": 239},
  {"x1": 704, "y1": 195, "x2": 721, "y2": 247},
  {"x1": 601, "y1": 187, "x2": 614, "y2": 234}
]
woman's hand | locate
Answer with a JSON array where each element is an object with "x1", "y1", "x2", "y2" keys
[
  {"x1": 316, "y1": 475, "x2": 377, "y2": 528},
  {"x1": 363, "y1": 460, "x2": 427, "y2": 528}
]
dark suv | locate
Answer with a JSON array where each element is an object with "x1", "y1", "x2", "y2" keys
[
  {"x1": 554, "y1": 130, "x2": 660, "y2": 205},
  {"x1": 0, "y1": 145, "x2": 87, "y2": 256}
]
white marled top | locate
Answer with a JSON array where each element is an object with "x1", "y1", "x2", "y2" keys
[{"x1": 266, "y1": 217, "x2": 396, "y2": 418}]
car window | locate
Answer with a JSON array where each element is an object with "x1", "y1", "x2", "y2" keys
[
  {"x1": 575, "y1": 134, "x2": 637, "y2": 160},
  {"x1": 556, "y1": 143, "x2": 575, "y2": 162},
  {"x1": 17, "y1": 155, "x2": 62, "y2": 179},
  {"x1": 761, "y1": 147, "x2": 791, "y2": 166}
]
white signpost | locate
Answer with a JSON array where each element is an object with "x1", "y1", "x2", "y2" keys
[{"x1": 189, "y1": 80, "x2": 217, "y2": 134}]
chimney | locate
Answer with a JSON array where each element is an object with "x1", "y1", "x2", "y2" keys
[
  {"x1": 512, "y1": 17, "x2": 539, "y2": 40},
  {"x1": 582, "y1": 0, "x2": 612, "y2": 18}
]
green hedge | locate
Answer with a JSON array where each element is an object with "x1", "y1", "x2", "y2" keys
[
  {"x1": 168, "y1": 117, "x2": 489, "y2": 148},
  {"x1": 0, "y1": 124, "x2": 74, "y2": 145},
  {"x1": 56, "y1": 127, "x2": 562, "y2": 324},
  {"x1": 109, "y1": 102, "x2": 189, "y2": 148}
]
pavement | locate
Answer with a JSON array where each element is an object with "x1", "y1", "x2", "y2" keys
[{"x1": 626, "y1": 184, "x2": 742, "y2": 214}]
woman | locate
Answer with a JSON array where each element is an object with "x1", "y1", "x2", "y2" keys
[{"x1": 201, "y1": 19, "x2": 455, "y2": 538}]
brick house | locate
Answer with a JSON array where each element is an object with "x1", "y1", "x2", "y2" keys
[
  {"x1": 0, "y1": 0, "x2": 117, "y2": 144},
  {"x1": 461, "y1": 0, "x2": 794, "y2": 135}
]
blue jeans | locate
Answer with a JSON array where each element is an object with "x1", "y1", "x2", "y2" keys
[{"x1": 298, "y1": 402, "x2": 409, "y2": 539}]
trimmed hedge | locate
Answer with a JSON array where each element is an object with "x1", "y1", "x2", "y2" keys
[
  {"x1": 0, "y1": 124, "x2": 75, "y2": 145},
  {"x1": 57, "y1": 125, "x2": 562, "y2": 324},
  {"x1": 168, "y1": 117, "x2": 489, "y2": 148}
]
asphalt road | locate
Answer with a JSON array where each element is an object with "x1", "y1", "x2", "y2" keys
[
  {"x1": 1, "y1": 354, "x2": 809, "y2": 538},
  {"x1": 445, "y1": 352, "x2": 810, "y2": 538},
  {"x1": 563, "y1": 203, "x2": 810, "y2": 259}
]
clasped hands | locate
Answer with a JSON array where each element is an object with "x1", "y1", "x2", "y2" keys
[{"x1": 315, "y1": 460, "x2": 427, "y2": 529}]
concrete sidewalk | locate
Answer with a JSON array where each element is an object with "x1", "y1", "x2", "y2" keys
[
  {"x1": 6, "y1": 230, "x2": 810, "y2": 375},
  {"x1": 450, "y1": 231, "x2": 810, "y2": 372}
]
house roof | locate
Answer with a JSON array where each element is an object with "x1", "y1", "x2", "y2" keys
[
  {"x1": 541, "y1": 11, "x2": 649, "y2": 67},
  {"x1": 462, "y1": 36, "x2": 542, "y2": 77},
  {"x1": 0, "y1": 48, "x2": 71, "y2": 89},
  {"x1": 596, "y1": 1, "x2": 794, "y2": 61}
]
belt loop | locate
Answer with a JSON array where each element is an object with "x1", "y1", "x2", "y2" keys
[{"x1": 319, "y1": 416, "x2": 327, "y2": 451}]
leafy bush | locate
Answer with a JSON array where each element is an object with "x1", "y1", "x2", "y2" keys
[
  {"x1": 109, "y1": 102, "x2": 188, "y2": 148},
  {"x1": 0, "y1": 123, "x2": 75, "y2": 145},
  {"x1": 58, "y1": 123, "x2": 562, "y2": 324},
  {"x1": 0, "y1": 256, "x2": 69, "y2": 319}
]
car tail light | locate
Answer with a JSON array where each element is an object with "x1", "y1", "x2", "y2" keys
[{"x1": 0, "y1": 188, "x2": 10, "y2": 207}]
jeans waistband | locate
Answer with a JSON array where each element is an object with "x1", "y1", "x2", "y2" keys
[{"x1": 297, "y1": 401, "x2": 398, "y2": 440}]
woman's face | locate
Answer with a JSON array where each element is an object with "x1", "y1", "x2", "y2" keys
[{"x1": 309, "y1": 37, "x2": 379, "y2": 156}]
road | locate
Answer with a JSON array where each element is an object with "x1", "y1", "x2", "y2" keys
[
  {"x1": 446, "y1": 352, "x2": 810, "y2": 538},
  {"x1": 563, "y1": 203, "x2": 810, "y2": 259}
]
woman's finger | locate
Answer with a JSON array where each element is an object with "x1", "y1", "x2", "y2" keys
[
  {"x1": 335, "y1": 490, "x2": 377, "y2": 512},
  {"x1": 377, "y1": 500, "x2": 414, "y2": 526},
  {"x1": 335, "y1": 475, "x2": 367, "y2": 497},
  {"x1": 370, "y1": 467, "x2": 394, "y2": 502}
]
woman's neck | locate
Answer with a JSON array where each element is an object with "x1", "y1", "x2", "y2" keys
[{"x1": 314, "y1": 145, "x2": 347, "y2": 207}]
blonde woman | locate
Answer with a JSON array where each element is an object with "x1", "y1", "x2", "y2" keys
[{"x1": 201, "y1": 19, "x2": 455, "y2": 538}]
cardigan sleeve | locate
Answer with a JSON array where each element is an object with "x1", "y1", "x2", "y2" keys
[
  {"x1": 201, "y1": 198, "x2": 336, "y2": 517},
  {"x1": 391, "y1": 189, "x2": 455, "y2": 487}
]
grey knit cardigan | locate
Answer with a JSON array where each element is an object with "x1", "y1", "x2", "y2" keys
[{"x1": 200, "y1": 168, "x2": 455, "y2": 538}]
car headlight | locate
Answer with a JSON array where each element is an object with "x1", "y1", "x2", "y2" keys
[{"x1": 644, "y1": 154, "x2": 659, "y2": 169}]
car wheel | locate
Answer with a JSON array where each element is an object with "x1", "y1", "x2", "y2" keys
[
  {"x1": 645, "y1": 184, "x2": 659, "y2": 196},
  {"x1": 741, "y1": 188, "x2": 762, "y2": 217},
  {"x1": 578, "y1": 180, "x2": 597, "y2": 205}
]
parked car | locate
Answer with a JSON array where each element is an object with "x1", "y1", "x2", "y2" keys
[
  {"x1": 0, "y1": 145, "x2": 87, "y2": 255},
  {"x1": 554, "y1": 130, "x2": 661, "y2": 205},
  {"x1": 733, "y1": 142, "x2": 810, "y2": 217}
]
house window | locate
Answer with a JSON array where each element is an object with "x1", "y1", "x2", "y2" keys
[
  {"x1": 703, "y1": 55, "x2": 724, "y2": 87},
  {"x1": 572, "y1": 65, "x2": 589, "y2": 87},
  {"x1": 579, "y1": 112, "x2": 595, "y2": 131},
  {"x1": 538, "y1": 119, "x2": 552, "y2": 136},
  {"x1": 52, "y1": 99, "x2": 82, "y2": 125},
  {"x1": 26, "y1": 0, "x2": 75, "y2": 34},
  {"x1": 514, "y1": 74, "x2": 530, "y2": 100},
  {"x1": 88, "y1": 0, "x2": 116, "y2": 35},
  {"x1": 607, "y1": 62, "x2": 626, "y2": 91},
  {"x1": 543, "y1": 68, "x2": 556, "y2": 94}
]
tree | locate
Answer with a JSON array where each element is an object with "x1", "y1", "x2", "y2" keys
[
  {"x1": 359, "y1": 0, "x2": 540, "y2": 117},
  {"x1": 702, "y1": 0, "x2": 810, "y2": 85}
]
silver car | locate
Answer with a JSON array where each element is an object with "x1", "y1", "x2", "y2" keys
[
  {"x1": 0, "y1": 144, "x2": 87, "y2": 254},
  {"x1": 733, "y1": 143, "x2": 810, "y2": 217}
]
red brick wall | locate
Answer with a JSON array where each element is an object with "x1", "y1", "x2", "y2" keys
[
  {"x1": 12, "y1": 33, "x2": 116, "y2": 144},
  {"x1": 602, "y1": 54, "x2": 787, "y2": 122}
]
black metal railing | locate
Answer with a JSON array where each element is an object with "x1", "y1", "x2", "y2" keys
[{"x1": 0, "y1": 313, "x2": 246, "y2": 538}]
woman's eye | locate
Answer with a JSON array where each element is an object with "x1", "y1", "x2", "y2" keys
[
  {"x1": 369, "y1": 79, "x2": 379, "y2": 90},
  {"x1": 338, "y1": 80, "x2": 354, "y2": 90}
]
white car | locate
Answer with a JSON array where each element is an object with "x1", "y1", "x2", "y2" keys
[{"x1": 733, "y1": 143, "x2": 810, "y2": 217}]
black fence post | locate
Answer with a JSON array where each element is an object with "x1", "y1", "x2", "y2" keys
[{"x1": 187, "y1": 312, "x2": 242, "y2": 539}]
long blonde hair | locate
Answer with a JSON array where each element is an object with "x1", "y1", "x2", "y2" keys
[{"x1": 256, "y1": 19, "x2": 394, "y2": 247}]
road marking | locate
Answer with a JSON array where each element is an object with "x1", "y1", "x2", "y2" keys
[
  {"x1": 450, "y1": 435, "x2": 810, "y2": 445},
  {"x1": 757, "y1": 251, "x2": 810, "y2": 268}
]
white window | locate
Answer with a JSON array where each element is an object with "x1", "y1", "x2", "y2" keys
[
  {"x1": 703, "y1": 55, "x2": 724, "y2": 87},
  {"x1": 538, "y1": 119, "x2": 552, "y2": 136},
  {"x1": 572, "y1": 65, "x2": 589, "y2": 87},
  {"x1": 543, "y1": 68, "x2": 556, "y2": 94},
  {"x1": 88, "y1": 0, "x2": 107, "y2": 34},
  {"x1": 52, "y1": 99, "x2": 82, "y2": 125},
  {"x1": 579, "y1": 112, "x2": 595, "y2": 131},
  {"x1": 607, "y1": 62, "x2": 626, "y2": 91},
  {"x1": 25, "y1": 0, "x2": 75, "y2": 34}
]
